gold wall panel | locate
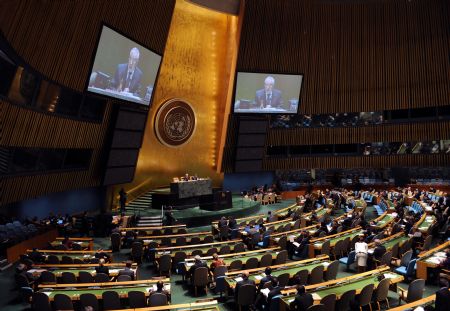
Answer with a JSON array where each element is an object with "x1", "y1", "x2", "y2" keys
[{"x1": 128, "y1": 0, "x2": 240, "y2": 193}]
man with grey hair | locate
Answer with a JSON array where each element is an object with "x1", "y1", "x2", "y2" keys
[
  {"x1": 112, "y1": 47, "x2": 143, "y2": 95},
  {"x1": 187, "y1": 255, "x2": 207, "y2": 281},
  {"x1": 255, "y1": 76, "x2": 284, "y2": 109}
]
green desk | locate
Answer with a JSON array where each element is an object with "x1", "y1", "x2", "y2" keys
[
  {"x1": 417, "y1": 215, "x2": 436, "y2": 234},
  {"x1": 40, "y1": 282, "x2": 170, "y2": 300},
  {"x1": 309, "y1": 228, "x2": 363, "y2": 257},
  {"x1": 50, "y1": 241, "x2": 91, "y2": 250},
  {"x1": 155, "y1": 240, "x2": 244, "y2": 259},
  {"x1": 142, "y1": 231, "x2": 212, "y2": 247},
  {"x1": 29, "y1": 266, "x2": 137, "y2": 278},
  {"x1": 183, "y1": 248, "x2": 281, "y2": 272},
  {"x1": 281, "y1": 270, "x2": 403, "y2": 310},
  {"x1": 226, "y1": 259, "x2": 330, "y2": 289},
  {"x1": 373, "y1": 213, "x2": 395, "y2": 229}
]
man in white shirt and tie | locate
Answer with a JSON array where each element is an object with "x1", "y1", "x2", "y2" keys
[{"x1": 255, "y1": 76, "x2": 284, "y2": 109}]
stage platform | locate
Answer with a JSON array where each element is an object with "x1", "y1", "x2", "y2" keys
[{"x1": 125, "y1": 193, "x2": 295, "y2": 227}]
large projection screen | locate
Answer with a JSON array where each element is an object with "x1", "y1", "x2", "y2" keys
[
  {"x1": 87, "y1": 25, "x2": 162, "y2": 106},
  {"x1": 233, "y1": 72, "x2": 303, "y2": 114}
]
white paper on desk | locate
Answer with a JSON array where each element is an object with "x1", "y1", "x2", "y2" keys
[
  {"x1": 288, "y1": 235, "x2": 296, "y2": 242},
  {"x1": 391, "y1": 212, "x2": 398, "y2": 217},
  {"x1": 261, "y1": 288, "x2": 270, "y2": 297},
  {"x1": 293, "y1": 242, "x2": 300, "y2": 247},
  {"x1": 186, "y1": 262, "x2": 194, "y2": 267},
  {"x1": 384, "y1": 273, "x2": 398, "y2": 279},
  {"x1": 322, "y1": 262, "x2": 330, "y2": 267},
  {"x1": 42, "y1": 292, "x2": 51, "y2": 296},
  {"x1": 235, "y1": 277, "x2": 243, "y2": 282},
  {"x1": 255, "y1": 275, "x2": 263, "y2": 280},
  {"x1": 28, "y1": 269, "x2": 46, "y2": 274},
  {"x1": 312, "y1": 293, "x2": 321, "y2": 300},
  {"x1": 368, "y1": 249, "x2": 374, "y2": 254}
]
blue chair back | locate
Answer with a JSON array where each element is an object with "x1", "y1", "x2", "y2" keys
[
  {"x1": 262, "y1": 235, "x2": 270, "y2": 247},
  {"x1": 406, "y1": 259, "x2": 417, "y2": 277},
  {"x1": 347, "y1": 250, "x2": 356, "y2": 266}
]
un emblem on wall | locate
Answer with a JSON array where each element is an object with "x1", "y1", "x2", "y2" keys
[{"x1": 155, "y1": 99, "x2": 196, "y2": 147}]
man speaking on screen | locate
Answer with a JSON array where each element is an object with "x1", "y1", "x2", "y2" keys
[
  {"x1": 111, "y1": 47, "x2": 143, "y2": 96},
  {"x1": 255, "y1": 76, "x2": 283, "y2": 109}
]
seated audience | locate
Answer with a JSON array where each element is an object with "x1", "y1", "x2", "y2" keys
[
  {"x1": 292, "y1": 285, "x2": 313, "y2": 311},
  {"x1": 61, "y1": 236, "x2": 73, "y2": 249},
  {"x1": 210, "y1": 253, "x2": 225, "y2": 272},
  {"x1": 435, "y1": 278, "x2": 450, "y2": 311},
  {"x1": 118, "y1": 261, "x2": 135, "y2": 280},
  {"x1": 187, "y1": 255, "x2": 208, "y2": 281},
  {"x1": 29, "y1": 248, "x2": 44, "y2": 264},
  {"x1": 234, "y1": 271, "x2": 255, "y2": 300},
  {"x1": 148, "y1": 280, "x2": 171, "y2": 302},
  {"x1": 95, "y1": 258, "x2": 109, "y2": 276}
]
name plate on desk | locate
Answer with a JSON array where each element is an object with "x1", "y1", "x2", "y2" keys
[{"x1": 170, "y1": 178, "x2": 212, "y2": 198}]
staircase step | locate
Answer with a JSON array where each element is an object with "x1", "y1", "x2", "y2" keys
[{"x1": 139, "y1": 217, "x2": 162, "y2": 220}]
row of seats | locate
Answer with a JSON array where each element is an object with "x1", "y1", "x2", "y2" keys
[
  {"x1": 37, "y1": 271, "x2": 122, "y2": 284},
  {"x1": 409, "y1": 201, "x2": 424, "y2": 215},
  {"x1": 361, "y1": 192, "x2": 376, "y2": 203},
  {"x1": 0, "y1": 222, "x2": 39, "y2": 244},
  {"x1": 31, "y1": 290, "x2": 165, "y2": 311},
  {"x1": 373, "y1": 201, "x2": 388, "y2": 216}
]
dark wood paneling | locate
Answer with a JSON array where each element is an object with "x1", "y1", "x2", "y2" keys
[
  {"x1": 0, "y1": 99, "x2": 111, "y2": 148},
  {"x1": 0, "y1": 0, "x2": 175, "y2": 204},
  {"x1": 0, "y1": 0, "x2": 175, "y2": 91},
  {"x1": 237, "y1": 0, "x2": 450, "y2": 113}
]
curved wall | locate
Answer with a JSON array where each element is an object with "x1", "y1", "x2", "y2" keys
[
  {"x1": 237, "y1": 0, "x2": 450, "y2": 113},
  {"x1": 224, "y1": 0, "x2": 450, "y2": 172},
  {"x1": 0, "y1": 0, "x2": 175, "y2": 205}
]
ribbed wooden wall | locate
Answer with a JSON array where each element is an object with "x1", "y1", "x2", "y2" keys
[
  {"x1": 0, "y1": 100, "x2": 111, "y2": 148},
  {"x1": 0, "y1": 0, "x2": 175, "y2": 205},
  {"x1": 263, "y1": 154, "x2": 450, "y2": 170},
  {"x1": 0, "y1": 0, "x2": 175, "y2": 91},
  {"x1": 267, "y1": 121, "x2": 450, "y2": 146},
  {"x1": 221, "y1": 0, "x2": 450, "y2": 172},
  {"x1": 238, "y1": 0, "x2": 450, "y2": 113}
]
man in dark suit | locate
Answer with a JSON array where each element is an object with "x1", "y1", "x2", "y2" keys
[
  {"x1": 258, "y1": 267, "x2": 274, "y2": 291},
  {"x1": 148, "y1": 280, "x2": 171, "y2": 303},
  {"x1": 255, "y1": 76, "x2": 284, "y2": 109},
  {"x1": 267, "y1": 278, "x2": 283, "y2": 307},
  {"x1": 118, "y1": 261, "x2": 135, "y2": 280},
  {"x1": 95, "y1": 258, "x2": 110, "y2": 276},
  {"x1": 292, "y1": 285, "x2": 313, "y2": 311},
  {"x1": 111, "y1": 47, "x2": 143, "y2": 96},
  {"x1": 187, "y1": 255, "x2": 208, "y2": 281},
  {"x1": 435, "y1": 278, "x2": 450, "y2": 311},
  {"x1": 218, "y1": 217, "x2": 228, "y2": 228},
  {"x1": 372, "y1": 239, "x2": 386, "y2": 261},
  {"x1": 234, "y1": 271, "x2": 256, "y2": 300}
]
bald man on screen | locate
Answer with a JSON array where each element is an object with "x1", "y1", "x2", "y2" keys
[{"x1": 255, "y1": 76, "x2": 284, "y2": 109}]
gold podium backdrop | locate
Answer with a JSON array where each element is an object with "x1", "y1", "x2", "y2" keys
[{"x1": 121, "y1": 0, "x2": 241, "y2": 199}]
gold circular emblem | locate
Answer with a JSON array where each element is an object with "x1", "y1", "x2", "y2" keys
[{"x1": 154, "y1": 99, "x2": 196, "y2": 147}]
